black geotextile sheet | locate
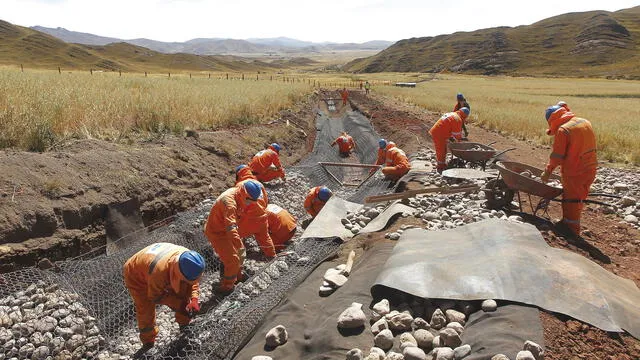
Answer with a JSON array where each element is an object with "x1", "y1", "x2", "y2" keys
[{"x1": 233, "y1": 241, "x2": 544, "y2": 359}]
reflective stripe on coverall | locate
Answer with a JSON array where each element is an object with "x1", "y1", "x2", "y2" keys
[
  {"x1": 266, "y1": 204, "x2": 297, "y2": 251},
  {"x1": 545, "y1": 108, "x2": 597, "y2": 234},
  {"x1": 123, "y1": 243, "x2": 199, "y2": 344},
  {"x1": 382, "y1": 144, "x2": 411, "y2": 180},
  {"x1": 249, "y1": 148, "x2": 285, "y2": 182},
  {"x1": 429, "y1": 111, "x2": 466, "y2": 171},
  {"x1": 304, "y1": 186, "x2": 328, "y2": 218}
]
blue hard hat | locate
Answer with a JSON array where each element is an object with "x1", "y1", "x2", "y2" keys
[
  {"x1": 178, "y1": 251, "x2": 205, "y2": 281},
  {"x1": 378, "y1": 139, "x2": 387, "y2": 149},
  {"x1": 318, "y1": 186, "x2": 332, "y2": 201},
  {"x1": 244, "y1": 180, "x2": 263, "y2": 200},
  {"x1": 460, "y1": 107, "x2": 470, "y2": 116},
  {"x1": 235, "y1": 164, "x2": 247, "y2": 173},
  {"x1": 270, "y1": 143, "x2": 281, "y2": 153},
  {"x1": 545, "y1": 105, "x2": 561, "y2": 121},
  {"x1": 457, "y1": 93, "x2": 465, "y2": 100}
]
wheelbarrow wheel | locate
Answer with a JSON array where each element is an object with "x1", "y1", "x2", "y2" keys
[
  {"x1": 484, "y1": 178, "x2": 514, "y2": 210},
  {"x1": 447, "y1": 158, "x2": 466, "y2": 169}
]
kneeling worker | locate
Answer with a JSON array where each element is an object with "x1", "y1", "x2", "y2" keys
[
  {"x1": 382, "y1": 142, "x2": 411, "y2": 181},
  {"x1": 123, "y1": 243, "x2": 205, "y2": 349},
  {"x1": 249, "y1": 143, "x2": 285, "y2": 183},
  {"x1": 266, "y1": 203, "x2": 297, "y2": 251},
  {"x1": 331, "y1": 132, "x2": 357, "y2": 157},
  {"x1": 429, "y1": 107, "x2": 469, "y2": 173},
  {"x1": 304, "y1": 186, "x2": 333, "y2": 218}
]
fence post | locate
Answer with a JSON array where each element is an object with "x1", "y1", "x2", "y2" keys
[
  {"x1": 90, "y1": 68, "x2": 93, "y2": 75},
  {"x1": 58, "y1": 67, "x2": 61, "y2": 74},
  {"x1": 20, "y1": 64, "x2": 23, "y2": 72},
  {"x1": 226, "y1": 73, "x2": 229, "y2": 80},
  {"x1": 119, "y1": 70, "x2": 121, "y2": 77},
  {"x1": 256, "y1": 74, "x2": 259, "y2": 81},
  {"x1": 145, "y1": 71, "x2": 147, "y2": 77},
  {"x1": 270, "y1": 75, "x2": 273, "y2": 81},
  {"x1": 209, "y1": 73, "x2": 211, "y2": 79},
  {"x1": 168, "y1": 72, "x2": 171, "y2": 78},
  {"x1": 242, "y1": 73, "x2": 244, "y2": 80}
]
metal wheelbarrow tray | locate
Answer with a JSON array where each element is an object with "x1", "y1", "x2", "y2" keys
[{"x1": 449, "y1": 142, "x2": 497, "y2": 162}]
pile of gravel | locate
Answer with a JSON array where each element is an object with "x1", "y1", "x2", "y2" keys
[{"x1": 592, "y1": 167, "x2": 640, "y2": 228}]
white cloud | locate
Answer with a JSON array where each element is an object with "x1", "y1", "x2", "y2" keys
[{"x1": 2, "y1": 0, "x2": 638, "y2": 43}]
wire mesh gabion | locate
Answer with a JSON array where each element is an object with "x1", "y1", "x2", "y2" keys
[{"x1": 0, "y1": 108, "x2": 398, "y2": 360}]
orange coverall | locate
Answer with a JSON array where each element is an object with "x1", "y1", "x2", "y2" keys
[
  {"x1": 304, "y1": 186, "x2": 328, "y2": 218},
  {"x1": 382, "y1": 144, "x2": 411, "y2": 180},
  {"x1": 332, "y1": 135, "x2": 356, "y2": 155},
  {"x1": 123, "y1": 243, "x2": 199, "y2": 344},
  {"x1": 340, "y1": 89, "x2": 349, "y2": 105},
  {"x1": 235, "y1": 179, "x2": 276, "y2": 258},
  {"x1": 429, "y1": 110, "x2": 466, "y2": 172},
  {"x1": 235, "y1": 166, "x2": 257, "y2": 185},
  {"x1": 266, "y1": 204, "x2": 297, "y2": 251},
  {"x1": 453, "y1": 101, "x2": 470, "y2": 137},
  {"x1": 203, "y1": 185, "x2": 274, "y2": 291},
  {"x1": 249, "y1": 148, "x2": 285, "y2": 183},
  {"x1": 545, "y1": 108, "x2": 597, "y2": 235}
]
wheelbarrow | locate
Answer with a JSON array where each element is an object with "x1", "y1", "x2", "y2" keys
[
  {"x1": 447, "y1": 141, "x2": 515, "y2": 171},
  {"x1": 484, "y1": 161, "x2": 619, "y2": 217}
]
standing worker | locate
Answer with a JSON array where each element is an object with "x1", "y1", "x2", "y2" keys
[
  {"x1": 331, "y1": 132, "x2": 357, "y2": 157},
  {"x1": 453, "y1": 93, "x2": 470, "y2": 138},
  {"x1": 235, "y1": 164, "x2": 257, "y2": 184},
  {"x1": 540, "y1": 105, "x2": 597, "y2": 237},
  {"x1": 381, "y1": 142, "x2": 411, "y2": 181},
  {"x1": 249, "y1": 143, "x2": 285, "y2": 183},
  {"x1": 123, "y1": 243, "x2": 205, "y2": 349},
  {"x1": 339, "y1": 87, "x2": 349, "y2": 106},
  {"x1": 266, "y1": 203, "x2": 297, "y2": 251},
  {"x1": 304, "y1": 186, "x2": 333, "y2": 218},
  {"x1": 364, "y1": 81, "x2": 371, "y2": 95},
  {"x1": 429, "y1": 107, "x2": 470, "y2": 173},
  {"x1": 204, "y1": 180, "x2": 274, "y2": 295}
]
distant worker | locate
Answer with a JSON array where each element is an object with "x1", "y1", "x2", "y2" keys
[
  {"x1": 359, "y1": 82, "x2": 363, "y2": 90},
  {"x1": 339, "y1": 87, "x2": 349, "y2": 106},
  {"x1": 304, "y1": 186, "x2": 333, "y2": 218},
  {"x1": 556, "y1": 101, "x2": 570, "y2": 112},
  {"x1": 382, "y1": 142, "x2": 411, "y2": 181},
  {"x1": 266, "y1": 203, "x2": 297, "y2": 251},
  {"x1": 248, "y1": 143, "x2": 285, "y2": 183},
  {"x1": 204, "y1": 180, "x2": 274, "y2": 295},
  {"x1": 331, "y1": 132, "x2": 357, "y2": 157},
  {"x1": 453, "y1": 93, "x2": 470, "y2": 138},
  {"x1": 429, "y1": 107, "x2": 470, "y2": 173},
  {"x1": 364, "y1": 81, "x2": 371, "y2": 95},
  {"x1": 540, "y1": 105, "x2": 597, "y2": 237},
  {"x1": 235, "y1": 164, "x2": 257, "y2": 184},
  {"x1": 123, "y1": 243, "x2": 205, "y2": 349}
]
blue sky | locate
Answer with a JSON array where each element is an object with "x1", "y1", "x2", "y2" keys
[{"x1": 3, "y1": 0, "x2": 639, "y2": 43}]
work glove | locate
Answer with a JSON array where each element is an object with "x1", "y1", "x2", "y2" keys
[
  {"x1": 540, "y1": 170, "x2": 550, "y2": 183},
  {"x1": 185, "y1": 297, "x2": 200, "y2": 316}
]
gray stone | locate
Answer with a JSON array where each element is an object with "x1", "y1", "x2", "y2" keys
[
  {"x1": 338, "y1": 302, "x2": 367, "y2": 329},
  {"x1": 325, "y1": 273, "x2": 349, "y2": 287},
  {"x1": 400, "y1": 342, "x2": 417, "y2": 351},
  {"x1": 432, "y1": 335, "x2": 442, "y2": 349},
  {"x1": 373, "y1": 299, "x2": 390, "y2": 317},
  {"x1": 613, "y1": 183, "x2": 629, "y2": 192},
  {"x1": 430, "y1": 309, "x2": 447, "y2": 330},
  {"x1": 412, "y1": 317, "x2": 429, "y2": 330},
  {"x1": 347, "y1": 348, "x2": 364, "y2": 360},
  {"x1": 265, "y1": 325, "x2": 288, "y2": 347},
  {"x1": 621, "y1": 196, "x2": 637, "y2": 207},
  {"x1": 371, "y1": 318, "x2": 389, "y2": 335},
  {"x1": 32, "y1": 345, "x2": 50, "y2": 360},
  {"x1": 65, "y1": 334, "x2": 85, "y2": 351},
  {"x1": 439, "y1": 328, "x2": 462, "y2": 348},
  {"x1": 251, "y1": 357, "x2": 273, "y2": 360},
  {"x1": 435, "y1": 347, "x2": 455, "y2": 360},
  {"x1": 373, "y1": 329, "x2": 394, "y2": 350},
  {"x1": 453, "y1": 344, "x2": 471, "y2": 359},
  {"x1": 481, "y1": 300, "x2": 497, "y2": 312},
  {"x1": 446, "y1": 322, "x2": 464, "y2": 335},
  {"x1": 18, "y1": 343, "x2": 35, "y2": 358},
  {"x1": 388, "y1": 312, "x2": 413, "y2": 331},
  {"x1": 491, "y1": 355, "x2": 510, "y2": 360},
  {"x1": 319, "y1": 285, "x2": 335, "y2": 296},
  {"x1": 49, "y1": 336, "x2": 65, "y2": 354},
  {"x1": 55, "y1": 327, "x2": 74, "y2": 340},
  {"x1": 385, "y1": 351, "x2": 404, "y2": 360},
  {"x1": 515, "y1": 351, "x2": 535, "y2": 360},
  {"x1": 399, "y1": 332, "x2": 418, "y2": 346},
  {"x1": 403, "y1": 346, "x2": 427, "y2": 360},
  {"x1": 508, "y1": 215, "x2": 523, "y2": 222},
  {"x1": 445, "y1": 309, "x2": 466, "y2": 325},
  {"x1": 624, "y1": 215, "x2": 638, "y2": 224},
  {"x1": 523, "y1": 340, "x2": 544, "y2": 360},
  {"x1": 369, "y1": 347, "x2": 386, "y2": 360},
  {"x1": 413, "y1": 329, "x2": 434, "y2": 349}
]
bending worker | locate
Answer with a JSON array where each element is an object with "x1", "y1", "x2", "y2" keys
[
  {"x1": 266, "y1": 203, "x2": 297, "y2": 251},
  {"x1": 429, "y1": 107, "x2": 470, "y2": 173},
  {"x1": 382, "y1": 142, "x2": 411, "y2": 181},
  {"x1": 331, "y1": 132, "x2": 357, "y2": 157},
  {"x1": 249, "y1": 143, "x2": 285, "y2": 183},
  {"x1": 541, "y1": 104, "x2": 597, "y2": 237},
  {"x1": 235, "y1": 164, "x2": 257, "y2": 184},
  {"x1": 123, "y1": 243, "x2": 205, "y2": 348},
  {"x1": 453, "y1": 93, "x2": 470, "y2": 138},
  {"x1": 304, "y1": 186, "x2": 333, "y2": 218},
  {"x1": 339, "y1": 87, "x2": 349, "y2": 106},
  {"x1": 204, "y1": 180, "x2": 275, "y2": 295}
]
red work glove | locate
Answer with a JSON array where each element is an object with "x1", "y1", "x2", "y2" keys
[{"x1": 185, "y1": 297, "x2": 200, "y2": 315}]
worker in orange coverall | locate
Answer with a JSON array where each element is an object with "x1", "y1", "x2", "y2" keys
[
  {"x1": 248, "y1": 143, "x2": 285, "y2": 183},
  {"x1": 304, "y1": 186, "x2": 333, "y2": 218},
  {"x1": 541, "y1": 105, "x2": 597, "y2": 237},
  {"x1": 204, "y1": 180, "x2": 275, "y2": 295},
  {"x1": 429, "y1": 107, "x2": 470, "y2": 173},
  {"x1": 123, "y1": 243, "x2": 205, "y2": 348},
  {"x1": 453, "y1": 93, "x2": 470, "y2": 138},
  {"x1": 339, "y1": 87, "x2": 349, "y2": 105},
  {"x1": 235, "y1": 164, "x2": 257, "y2": 184},
  {"x1": 331, "y1": 132, "x2": 357, "y2": 157},
  {"x1": 266, "y1": 203, "x2": 297, "y2": 251},
  {"x1": 382, "y1": 142, "x2": 411, "y2": 181}
]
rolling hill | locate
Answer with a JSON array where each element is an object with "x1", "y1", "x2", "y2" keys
[
  {"x1": 1, "y1": 20, "x2": 306, "y2": 72},
  {"x1": 345, "y1": 6, "x2": 640, "y2": 78}
]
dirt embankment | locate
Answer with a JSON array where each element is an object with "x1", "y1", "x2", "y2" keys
[{"x1": 0, "y1": 94, "x2": 318, "y2": 272}]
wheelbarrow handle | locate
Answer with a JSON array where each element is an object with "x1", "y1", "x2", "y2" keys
[
  {"x1": 552, "y1": 198, "x2": 615, "y2": 207},
  {"x1": 486, "y1": 141, "x2": 497, "y2": 147},
  {"x1": 487, "y1": 148, "x2": 516, "y2": 167},
  {"x1": 587, "y1": 192, "x2": 623, "y2": 199}
]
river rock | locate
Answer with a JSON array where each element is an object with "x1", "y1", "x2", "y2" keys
[
  {"x1": 338, "y1": 302, "x2": 366, "y2": 328},
  {"x1": 440, "y1": 328, "x2": 462, "y2": 348},
  {"x1": 621, "y1": 196, "x2": 637, "y2": 207},
  {"x1": 373, "y1": 329, "x2": 394, "y2": 350},
  {"x1": 435, "y1": 347, "x2": 455, "y2": 360},
  {"x1": 515, "y1": 351, "x2": 535, "y2": 360},
  {"x1": 32, "y1": 345, "x2": 50, "y2": 360},
  {"x1": 369, "y1": 347, "x2": 386, "y2": 360},
  {"x1": 399, "y1": 332, "x2": 418, "y2": 346},
  {"x1": 388, "y1": 312, "x2": 413, "y2": 331},
  {"x1": 325, "y1": 273, "x2": 349, "y2": 287},
  {"x1": 430, "y1": 309, "x2": 447, "y2": 330},
  {"x1": 481, "y1": 300, "x2": 497, "y2": 312},
  {"x1": 491, "y1": 355, "x2": 510, "y2": 360},
  {"x1": 433, "y1": 335, "x2": 442, "y2": 348},
  {"x1": 453, "y1": 344, "x2": 471, "y2": 359},
  {"x1": 385, "y1": 351, "x2": 404, "y2": 360},
  {"x1": 371, "y1": 318, "x2": 389, "y2": 335},
  {"x1": 265, "y1": 325, "x2": 288, "y2": 347},
  {"x1": 388, "y1": 232, "x2": 401, "y2": 240},
  {"x1": 523, "y1": 340, "x2": 544, "y2": 360},
  {"x1": 403, "y1": 346, "x2": 427, "y2": 360},
  {"x1": 347, "y1": 348, "x2": 364, "y2": 360},
  {"x1": 373, "y1": 299, "x2": 390, "y2": 317},
  {"x1": 613, "y1": 183, "x2": 629, "y2": 192},
  {"x1": 18, "y1": 343, "x2": 35, "y2": 358},
  {"x1": 445, "y1": 310, "x2": 466, "y2": 325},
  {"x1": 251, "y1": 356, "x2": 273, "y2": 360},
  {"x1": 446, "y1": 322, "x2": 464, "y2": 335},
  {"x1": 413, "y1": 329, "x2": 434, "y2": 349},
  {"x1": 624, "y1": 215, "x2": 638, "y2": 224}
]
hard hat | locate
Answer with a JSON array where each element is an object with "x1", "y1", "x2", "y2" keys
[
  {"x1": 235, "y1": 164, "x2": 247, "y2": 173},
  {"x1": 318, "y1": 186, "x2": 332, "y2": 201},
  {"x1": 378, "y1": 139, "x2": 387, "y2": 149},
  {"x1": 460, "y1": 107, "x2": 470, "y2": 116},
  {"x1": 178, "y1": 251, "x2": 205, "y2": 281},
  {"x1": 457, "y1": 93, "x2": 465, "y2": 100},
  {"x1": 270, "y1": 143, "x2": 281, "y2": 153},
  {"x1": 545, "y1": 105, "x2": 562, "y2": 121},
  {"x1": 244, "y1": 180, "x2": 263, "y2": 200},
  {"x1": 557, "y1": 101, "x2": 567, "y2": 107}
]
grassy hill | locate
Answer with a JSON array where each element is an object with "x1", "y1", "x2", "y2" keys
[
  {"x1": 345, "y1": 6, "x2": 640, "y2": 78},
  {"x1": 0, "y1": 20, "x2": 283, "y2": 72}
]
